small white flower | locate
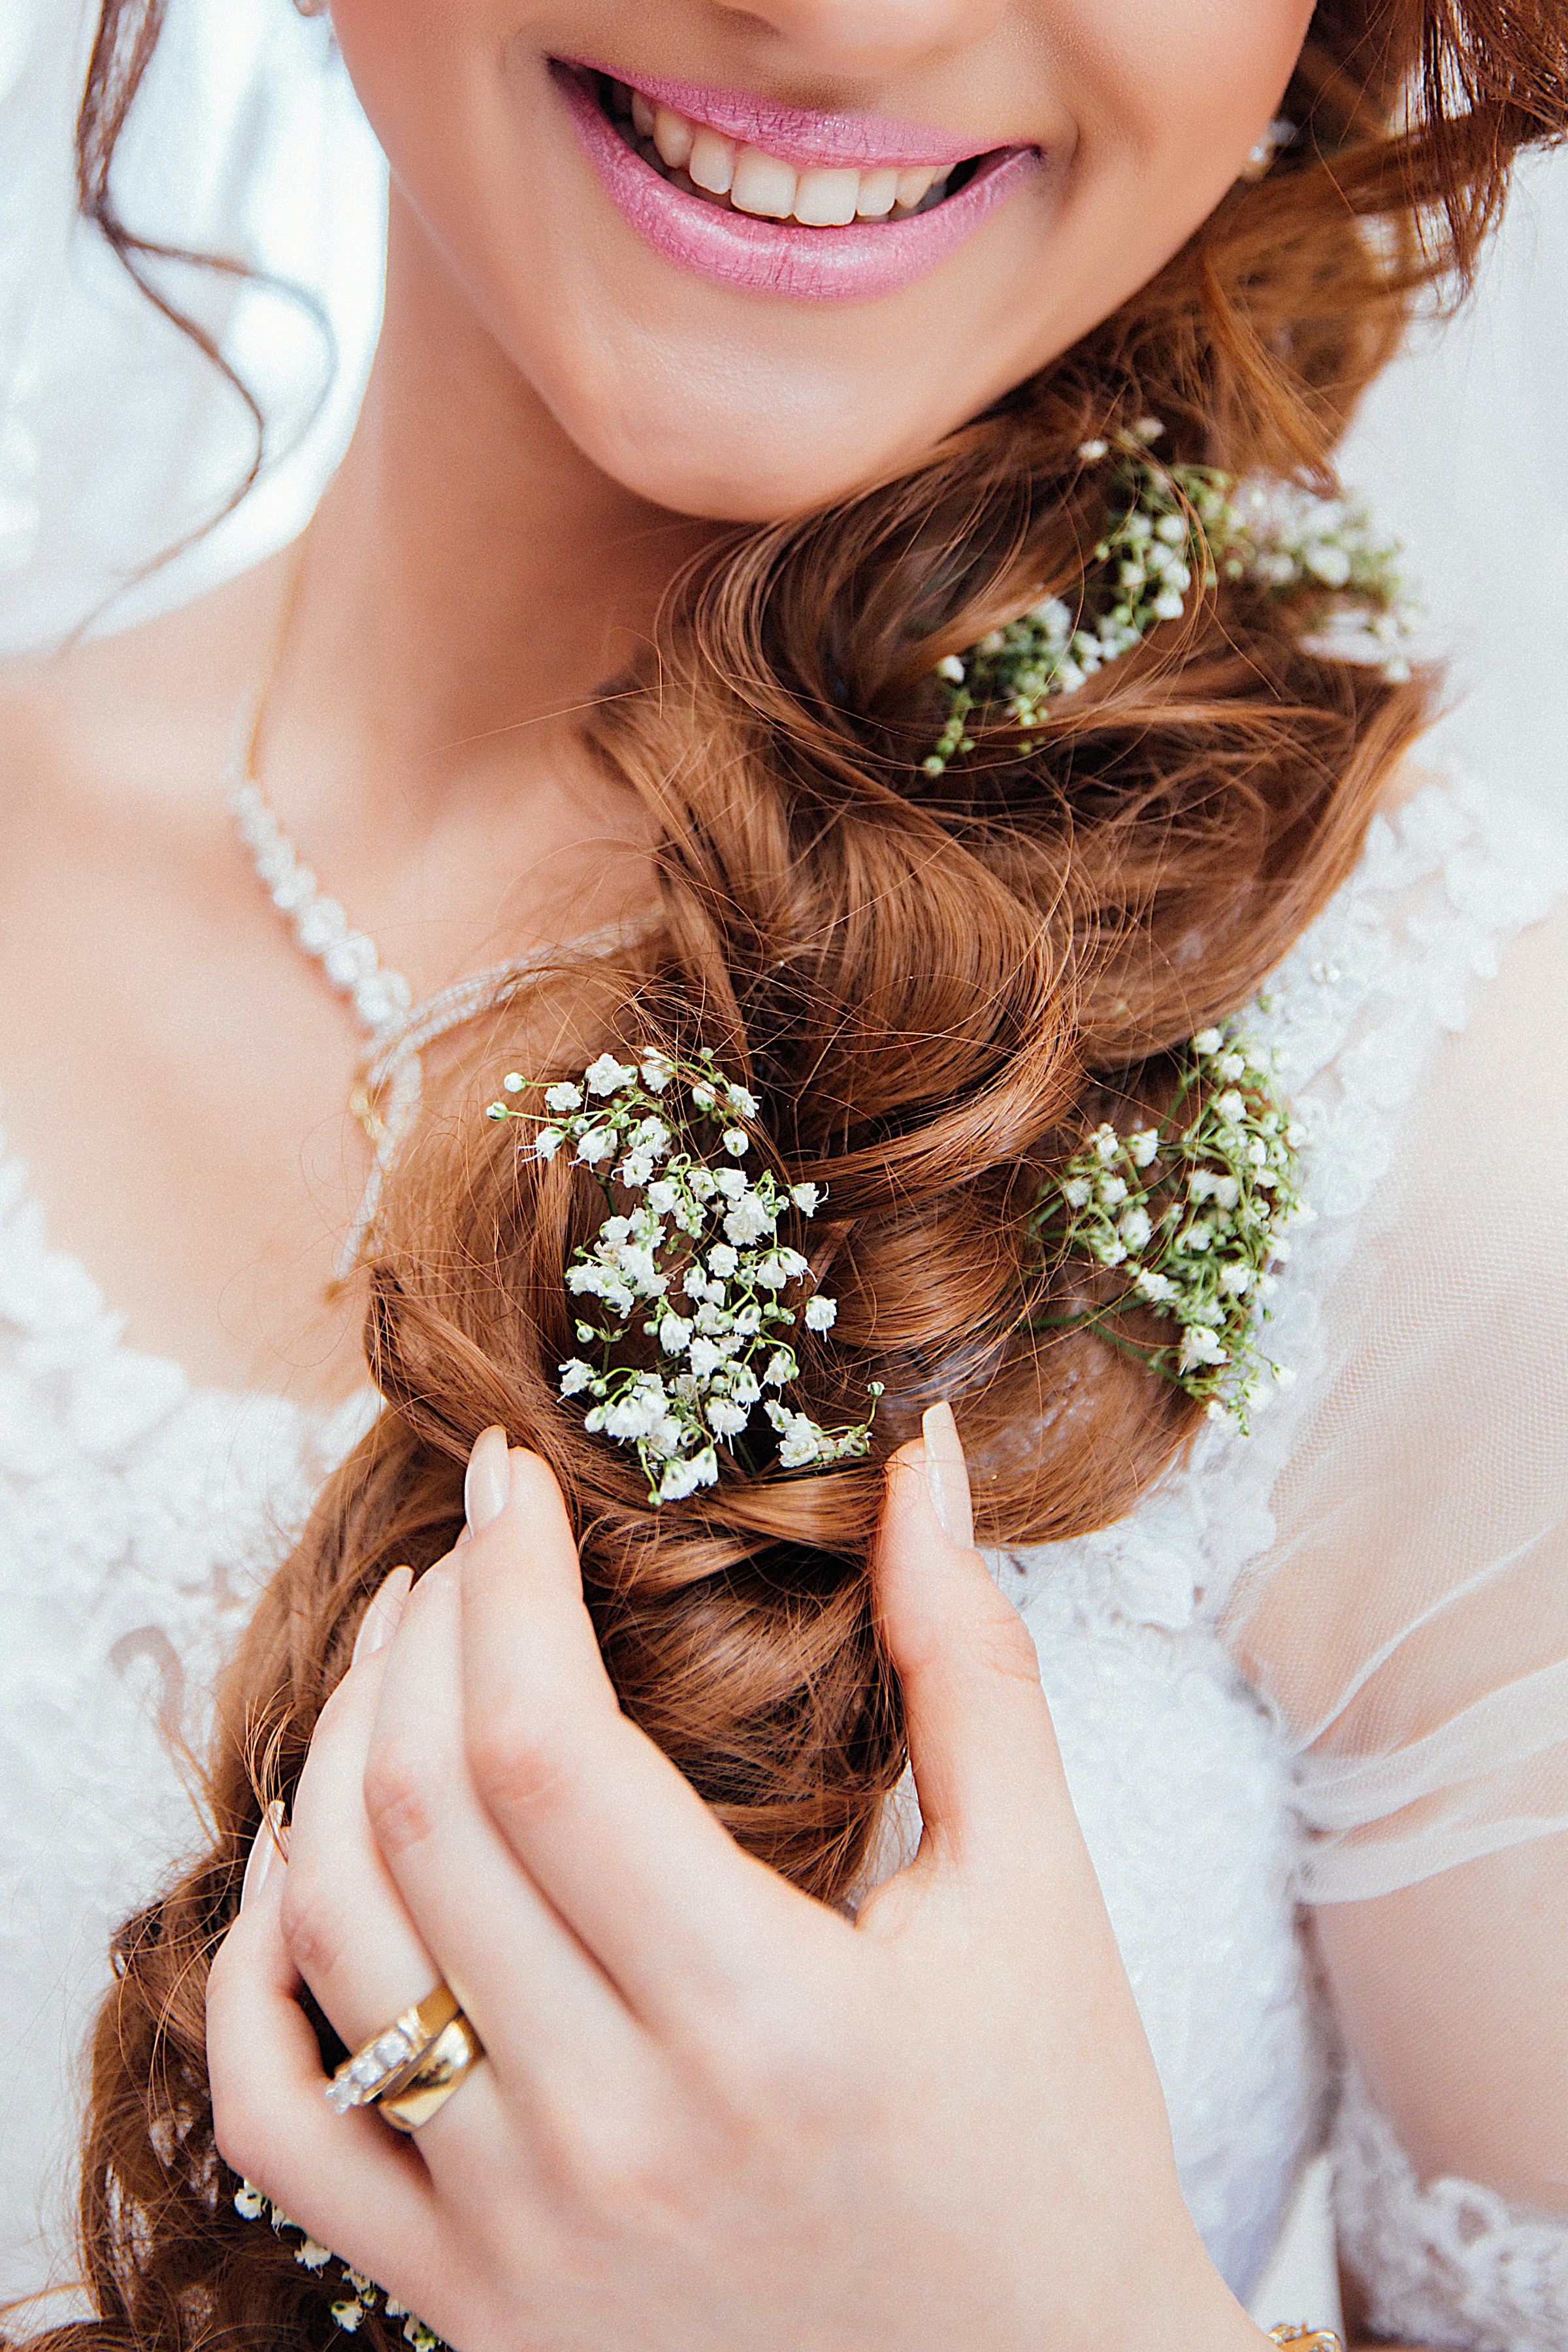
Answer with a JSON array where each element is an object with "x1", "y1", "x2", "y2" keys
[
  {"x1": 620, "y1": 1152, "x2": 655, "y2": 1188},
  {"x1": 559, "y1": 1359, "x2": 595, "y2": 1396},
  {"x1": 544, "y1": 1081, "x2": 582, "y2": 1113},
  {"x1": 1192, "y1": 1027, "x2": 1224, "y2": 1054},
  {"x1": 790, "y1": 1182, "x2": 824, "y2": 1214},
  {"x1": 235, "y1": 2184, "x2": 267, "y2": 2221},
  {"x1": 1216, "y1": 1089, "x2": 1246, "y2": 1122},
  {"x1": 725, "y1": 1196, "x2": 775, "y2": 1245},
  {"x1": 804, "y1": 1295, "x2": 838, "y2": 1333},
  {"x1": 504, "y1": 1072, "x2": 529, "y2": 1096},
  {"x1": 1219, "y1": 1262, "x2": 1253, "y2": 1296},
  {"x1": 640, "y1": 1050, "x2": 675, "y2": 1092},
  {"x1": 713, "y1": 1167, "x2": 749, "y2": 1201},
  {"x1": 689, "y1": 1337, "x2": 727, "y2": 1379},
  {"x1": 767, "y1": 1406, "x2": 828, "y2": 1469},
  {"x1": 1098, "y1": 1173, "x2": 1128, "y2": 1207},
  {"x1": 658, "y1": 1449, "x2": 719, "y2": 1502},
  {"x1": 585, "y1": 1053, "x2": 636, "y2": 1098},
  {"x1": 1096, "y1": 1238, "x2": 1129, "y2": 1267},
  {"x1": 1217, "y1": 1052, "x2": 1247, "y2": 1081},
  {"x1": 1119, "y1": 1206, "x2": 1152, "y2": 1250},
  {"x1": 1128, "y1": 1129, "x2": 1160, "y2": 1167},
  {"x1": 722, "y1": 1127, "x2": 750, "y2": 1158},
  {"x1": 1077, "y1": 438, "x2": 1109, "y2": 461},
  {"x1": 726, "y1": 1083, "x2": 760, "y2": 1117},
  {"x1": 936, "y1": 655, "x2": 967, "y2": 684},
  {"x1": 1134, "y1": 1267, "x2": 1175, "y2": 1303},
  {"x1": 647, "y1": 1179, "x2": 678, "y2": 1213},
  {"x1": 576, "y1": 1127, "x2": 616, "y2": 1165},
  {"x1": 295, "y1": 2240, "x2": 333, "y2": 2273},
  {"x1": 707, "y1": 1399, "x2": 750, "y2": 1437},
  {"x1": 603, "y1": 1390, "x2": 664, "y2": 1441},
  {"x1": 1272, "y1": 1363, "x2": 1298, "y2": 1390},
  {"x1": 1063, "y1": 1175, "x2": 1094, "y2": 1209},
  {"x1": 1178, "y1": 1222, "x2": 1214, "y2": 1253},
  {"x1": 1187, "y1": 1169, "x2": 1217, "y2": 1203},
  {"x1": 763, "y1": 1349, "x2": 794, "y2": 1387},
  {"x1": 1305, "y1": 542, "x2": 1352, "y2": 587},
  {"x1": 534, "y1": 1128, "x2": 564, "y2": 1162},
  {"x1": 1152, "y1": 589, "x2": 1184, "y2": 621},
  {"x1": 657, "y1": 1314, "x2": 693, "y2": 1356},
  {"x1": 1178, "y1": 1325, "x2": 1228, "y2": 1371},
  {"x1": 1213, "y1": 1175, "x2": 1241, "y2": 1211},
  {"x1": 1092, "y1": 1124, "x2": 1120, "y2": 1164},
  {"x1": 707, "y1": 1243, "x2": 739, "y2": 1277}
]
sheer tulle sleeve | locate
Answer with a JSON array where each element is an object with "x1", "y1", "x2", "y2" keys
[
  {"x1": 1210, "y1": 784, "x2": 1568, "y2": 2332},
  {"x1": 1221, "y1": 892, "x2": 1568, "y2": 1909}
]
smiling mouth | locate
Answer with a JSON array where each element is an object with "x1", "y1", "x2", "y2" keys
[{"x1": 587, "y1": 71, "x2": 990, "y2": 230}]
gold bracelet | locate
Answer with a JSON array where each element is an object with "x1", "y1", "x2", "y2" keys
[{"x1": 1269, "y1": 2327, "x2": 1344, "y2": 2352}]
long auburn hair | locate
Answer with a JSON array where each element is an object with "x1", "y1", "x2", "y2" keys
[{"x1": 27, "y1": 1, "x2": 1568, "y2": 2344}]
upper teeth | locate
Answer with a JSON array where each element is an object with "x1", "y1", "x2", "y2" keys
[{"x1": 615, "y1": 83, "x2": 949, "y2": 224}]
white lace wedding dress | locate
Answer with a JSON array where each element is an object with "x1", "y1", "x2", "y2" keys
[{"x1": 4, "y1": 764, "x2": 1567, "y2": 2341}]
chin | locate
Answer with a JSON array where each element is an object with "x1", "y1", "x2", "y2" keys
[{"x1": 540, "y1": 360, "x2": 941, "y2": 523}]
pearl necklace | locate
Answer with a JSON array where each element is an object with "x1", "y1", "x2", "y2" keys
[{"x1": 223, "y1": 548, "x2": 645, "y2": 1279}]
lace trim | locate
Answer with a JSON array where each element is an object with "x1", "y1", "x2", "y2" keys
[
  {"x1": 1009, "y1": 769, "x2": 1568, "y2": 1638},
  {"x1": 1333, "y1": 2068, "x2": 1568, "y2": 2352}
]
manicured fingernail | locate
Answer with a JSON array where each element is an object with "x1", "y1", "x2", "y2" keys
[
  {"x1": 240, "y1": 1801, "x2": 287, "y2": 1911},
  {"x1": 465, "y1": 1425, "x2": 512, "y2": 1533},
  {"x1": 921, "y1": 1402, "x2": 974, "y2": 1546},
  {"x1": 351, "y1": 1565, "x2": 414, "y2": 1667}
]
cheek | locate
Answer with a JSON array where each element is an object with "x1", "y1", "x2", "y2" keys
[{"x1": 1060, "y1": 0, "x2": 1316, "y2": 194}]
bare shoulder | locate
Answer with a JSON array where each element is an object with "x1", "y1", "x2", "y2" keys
[{"x1": 0, "y1": 557, "x2": 286, "y2": 844}]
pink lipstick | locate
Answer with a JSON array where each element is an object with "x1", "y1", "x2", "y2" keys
[{"x1": 553, "y1": 63, "x2": 1043, "y2": 306}]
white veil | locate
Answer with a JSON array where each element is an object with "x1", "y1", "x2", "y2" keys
[
  {"x1": 4, "y1": 0, "x2": 1567, "y2": 815},
  {"x1": 0, "y1": 0, "x2": 383, "y2": 649}
]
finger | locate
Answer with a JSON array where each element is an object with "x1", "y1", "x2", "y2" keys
[
  {"x1": 460, "y1": 1449, "x2": 834, "y2": 2031},
  {"x1": 363, "y1": 1553, "x2": 649, "y2": 2100},
  {"x1": 870, "y1": 1407, "x2": 1079, "y2": 1890},
  {"x1": 282, "y1": 1626, "x2": 446, "y2": 2051},
  {"x1": 207, "y1": 1803, "x2": 447, "y2": 2299}
]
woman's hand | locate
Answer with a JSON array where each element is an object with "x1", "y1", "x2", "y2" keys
[{"x1": 208, "y1": 1414, "x2": 1269, "y2": 2352}]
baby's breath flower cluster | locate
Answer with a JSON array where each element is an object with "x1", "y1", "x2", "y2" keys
[
  {"x1": 235, "y1": 2182, "x2": 447, "y2": 2349},
  {"x1": 485, "y1": 1048, "x2": 880, "y2": 1504},
  {"x1": 1034, "y1": 1026, "x2": 1313, "y2": 1428},
  {"x1": 924, "y1": 425, "x2": 1418, "y2": 776}
]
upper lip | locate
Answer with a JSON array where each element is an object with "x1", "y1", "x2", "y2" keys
[{"x1": 562, "y1": 60, "x2": 1005, "y2": 172}]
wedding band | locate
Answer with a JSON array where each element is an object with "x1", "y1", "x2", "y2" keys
[
  {"x1": 378, "y1": 2009, "x2": 485, "y2": 2132},
  {"x1": 325, "y1": 1981, "x2": 462, "y2": 2115}
]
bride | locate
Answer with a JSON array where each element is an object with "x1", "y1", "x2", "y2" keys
[{"x1": 2, "y1": 0, "x2": 1566, "y2": 2344}]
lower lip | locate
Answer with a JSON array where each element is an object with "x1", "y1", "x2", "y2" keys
[{"x1": 553, "y1": 67, "x2": 1042, "y2": 305}]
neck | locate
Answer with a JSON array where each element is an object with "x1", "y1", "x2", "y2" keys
[{"x1": 286, "y1": 188, "x2": 717, "y2": 796}]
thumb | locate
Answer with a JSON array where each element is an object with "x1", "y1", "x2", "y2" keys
[{"x1": 875, "y1": 1404, "x2": 1077, "y2": 1885}]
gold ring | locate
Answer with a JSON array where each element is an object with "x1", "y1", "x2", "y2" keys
[
  {"x1": 378, "y1": 2010, "x2": 485, "y2": 2132},
  {"x1": 325, "y1": 1982, "x2": 461, "y2": 2115}
]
